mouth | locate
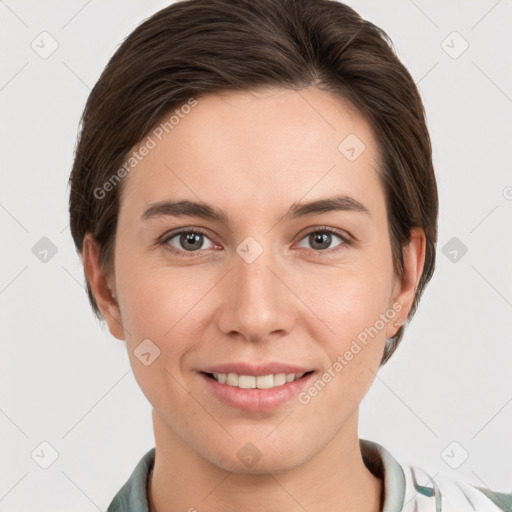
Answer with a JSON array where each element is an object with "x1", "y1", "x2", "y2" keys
[
  {"x1": 198, "y1": 367, "x2": 316, "y2": 412},
  {"x1": 202, "y1": 371, "x2": 314, "y2": 389}
]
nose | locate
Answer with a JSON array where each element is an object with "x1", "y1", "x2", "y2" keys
[{"x1": 215, "y1": 238, "x2": 297, "y2": 343}]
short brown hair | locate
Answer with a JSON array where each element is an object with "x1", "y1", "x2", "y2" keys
[{"x1": 68, "y1": 0, "x2": 438, "y2": 366}]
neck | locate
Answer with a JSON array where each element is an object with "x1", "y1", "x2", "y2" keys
[{"x1": 148, "y1": 408, "x2": 382, "y2": 512}]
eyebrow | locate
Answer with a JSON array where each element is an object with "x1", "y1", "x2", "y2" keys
[{"x1": 141, "y1": 195, "x2": 369, "y2": 224}]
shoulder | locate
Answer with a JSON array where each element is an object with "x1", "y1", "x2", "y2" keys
[
  {"x1": 360, "y1": 439, "x2": 511, "y2": 512},
  {"x1": 401, "y1": 464, "x2": 512, "y2": 512},
  {"x1": 107, "y1": 447, "x2": 155, "y2": 512}
]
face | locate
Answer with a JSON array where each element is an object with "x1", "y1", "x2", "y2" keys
[{"x1": 88, "y1": 86, "x2": 422, "y2": 474}]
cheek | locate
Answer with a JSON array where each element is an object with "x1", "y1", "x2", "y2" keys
[
  {"x1": 117, "y1": 262, "x2": 201, "y2": 409},
  {"x1": 310, "y1": 247, "x2": 395, "y2": 383},
  {"x1": 114, "y1": 235, "x2": 192, "y2": 338},
  {"x1": 314, "y1": 257, "x2": 394, "y2": 339},
  {"x1": 298, "y1": 284, "x2": 392, "y2": 419},
  {"x1": 115, "y1": 250, "x2": 215, "y2": 383}
]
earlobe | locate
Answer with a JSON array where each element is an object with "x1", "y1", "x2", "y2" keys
[
  {"x1": 82, "y1": 233, "x2": 125, "y2": 341},
  {"x1": 386, "y1": 227, "x2": 426, "y2": 339}
]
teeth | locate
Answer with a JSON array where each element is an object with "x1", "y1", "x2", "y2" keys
[
  {"x1": 226, "y1": 373, "x2": 238, "y2": 386},
  {"x1": 239, "y1": 375, "x2": 256, "y2": 389},
  {"x1": 210, "y1": 372, "x2": 306, "y2": 389},
  {"x1": 213, "y1": 372, "x2": 226, "y2": 384}
]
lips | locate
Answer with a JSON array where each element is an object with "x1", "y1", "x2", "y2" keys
[{"x1": 198, "y1": 362, "x2": 316, "y2": 411}]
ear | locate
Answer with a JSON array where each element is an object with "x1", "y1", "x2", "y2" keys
[
  {"x1": 82, "y1": 233, "x2": 125, "y2": 340},
  {"x1": 386, "y1": 227, "x2": 426, "y2": 339}
]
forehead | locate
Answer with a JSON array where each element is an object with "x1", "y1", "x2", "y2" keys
[{"x1": 119, "y1": 86, "x2": 382, "y2": 219}]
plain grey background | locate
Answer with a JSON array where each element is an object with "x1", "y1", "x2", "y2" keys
[{"x1": 1, "y1": 1, "x2": 511, "y2": 510}]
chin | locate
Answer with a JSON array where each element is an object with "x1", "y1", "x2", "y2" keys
[
  {"x1": 215, "y1": 452, "x2": 305, "y2": 476},
  {"x1": 202, "y1": 437, "x2": 311, "y2": 476}
]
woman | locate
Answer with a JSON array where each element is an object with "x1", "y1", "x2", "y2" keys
[{"x1": 68, "y1": 0, "x2": 511, "y2": 510}]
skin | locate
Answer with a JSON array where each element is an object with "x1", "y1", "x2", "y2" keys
[{"x1": 83, "y1": 86, "x2": 425, "y2": 512}]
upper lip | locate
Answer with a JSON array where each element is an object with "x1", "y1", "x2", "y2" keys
[{"x1": 201, "y1": 362, "x2": 314, "y2": 377}]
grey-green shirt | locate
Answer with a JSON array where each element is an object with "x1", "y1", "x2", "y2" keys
[{"x1": 107, "y1": 439, "x2": 512, "y2": 511}]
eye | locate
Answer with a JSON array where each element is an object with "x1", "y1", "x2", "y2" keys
[
  {"x1": 162, "y1": 229, "x2": 215, "y2": 255},
  {"x1": 296, "y1": 227, "x2": 349, "y2": 252},
  {"x1": 160, "y1": 226, "x2": 351, "y2": 257}
]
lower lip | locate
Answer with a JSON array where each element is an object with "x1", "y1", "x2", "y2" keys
[{"x1": 199, "y1": 372, "x2": 315, "y2": 412}]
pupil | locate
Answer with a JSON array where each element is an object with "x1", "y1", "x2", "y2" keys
[
  {"x1": 311, "y1": 232, "x2": 330, "y2": 250},
  {"x1": 182, "y1": 232, "x2": 202, "y2": 251}
]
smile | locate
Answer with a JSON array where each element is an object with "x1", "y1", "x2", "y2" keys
[
  {"x1": 200, "y1": 370, "x2": 316, "y2": 412},
  {"x1": 207, "y1": 372, "x2": 308, "y2": 389}
]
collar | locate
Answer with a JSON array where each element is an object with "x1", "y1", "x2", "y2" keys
[{"x1": 359, "y1": 438, "x2": 406, "y2": 512}]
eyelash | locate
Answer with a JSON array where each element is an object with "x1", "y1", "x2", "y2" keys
[{"x1": 159, "y1": 226, "x2": 352, "y2": 258}]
